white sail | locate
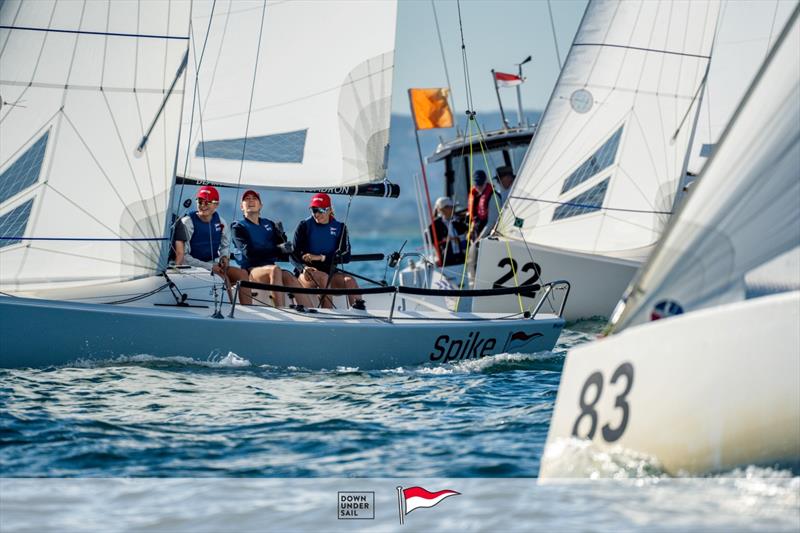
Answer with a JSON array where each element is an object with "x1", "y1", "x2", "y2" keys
[
  {"x1": 613, "y1": 6, "x2": 800, "y2": 330},
  {"x1": 177, "y1": 0, "x2": 397, "y2": 190},
  {"x1": 687, "y1": 0, "x2": 796, "y2": 174},
  {"x1": 0, "y1": 0, "x2": 191, "y2": 290},
  {"x1": 497, "y1": 0, "x2": 718, "y2": 260}
]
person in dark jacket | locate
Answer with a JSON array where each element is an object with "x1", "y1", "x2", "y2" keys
[
  {"x1": 426, "y1": 196, "x2": 468, "y2": 267},
  {"x1": 232, "y1": 189, "x2": 311, "y2": 308},
  {"x1": 293, "y1": 193, "x2": 364, "y2": 310}
]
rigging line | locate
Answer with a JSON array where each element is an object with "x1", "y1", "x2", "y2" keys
[
  {"x1": 132, "y1": 0, "x2": 160, "y2": 239},
  {"x1": 0, "y1": 80, "x2": 180, "y2": 94},
  {"x1": 24, "y1": 243, "x2": 165, "y2": 270},
  {"x1": 230, "y1": 0, "x2": 268, "y2": 224},
  {"x1": 509, "y1": 194, "x2": 672, "y2": 215},
  {"x1": 0, "y1": 25, "x2": 189, "y2": 40},
  {"x1": 0, "y1": 1, "x2": 57, "y2": 127},
  {"x1": 573, "y1": 42, "x2": 711, "y2": 60},
  {"x1": 196, "y1": 0, "x2": 234, "y2": 140},
  {"x1": 546, "y1": 0, "x2": 563, "y2": 69},
  {"x1": 175, "y1": 0, "x2": 218, "y2": 239},
  {"x1": 472, "y1": 125, "x2": 524, "y2": 313},
  {"x1": 431, "y1": 0, "x2": 458, "y2": 132},
  {"x1": 58, "y1": 111, "x2": 162, "y2": 260},
  {"x1": 0, "y1": 0, "x2": 24, "y2": 57},
  {"x1": 189, "y1": 28, "x2": 210, "y2": 183},
  {"x1": 456, "y1": 0, "x2": 474, "y2": 112}
]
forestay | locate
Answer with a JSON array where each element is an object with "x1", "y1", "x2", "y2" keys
[
  {"x1": 498, "y1": 0, "x2": 718, "y2": 259},
  {"x1": 178, "y1": 0, "x2": 397, "y2": 190},
  {"x1": 612, "y1": 7, "x2": 800, "y2": 330},
  {"x1": 0, "y1": 0, "x2": 191, "y2": 290}
]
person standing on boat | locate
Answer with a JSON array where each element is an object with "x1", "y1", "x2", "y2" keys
[
  {"x1": 468, "y1": 169, "x2": 495, "y2": 241},
  {"x1": 175, "y1": 186, "x2": 247, "y2": 300},
  {"x1": 231, "y1": 190, "x2": 311, "y2": 308},
  {"x1": 293, "y1": 193, "x2": 364, "y2": 310},
  {"x1": 481, "y1": 165, "x2": 516, "y2": 239},
  {"x1": 427, "y1": 197, "x2": 468, "y2": 267}
]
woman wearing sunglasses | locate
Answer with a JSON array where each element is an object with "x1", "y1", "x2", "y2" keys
[{"x1": 292, "y1": 193, "x2": 364, "y2": 310}]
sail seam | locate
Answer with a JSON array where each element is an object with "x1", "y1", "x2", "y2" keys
[
  {"x1": 0, "y1": 25, "x2": 189, "y2": 40},
  {"x1": 573, "y1": 42, "x2": 711, "y2": 59},
  {"x1": 510, "y1": 195, "x2": 672, "y2": 215}
]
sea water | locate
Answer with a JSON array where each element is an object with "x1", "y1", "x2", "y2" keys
[{"x1": 1, "y1": 238, "x2": 798, "y2": 531}]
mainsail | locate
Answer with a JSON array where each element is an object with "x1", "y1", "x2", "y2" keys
[
  {"x1": 612, "y1": 5, "x2": 800, "y2": 330},
  {"x1": 177, "y1": 0, "x2": 397, "y2": 190},
  {"x1": 497, "y1": 0, "x2": 718, "y2": 260},
  {"x1": 0, "y1": 0, "x2": 191, "y2": 290}
]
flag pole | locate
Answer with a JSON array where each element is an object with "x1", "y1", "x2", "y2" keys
[
  {"x1": 491, "y1": 69, "x2": 510, "y2": 130},
  {"x1": 407, "y1": 89, "x2": 442, "y2": 267},
  {"x1": 396, "y1": 486, "x2": 405, "y2": 525},
  {"x1": 515, "y1": 56, "x2": 532, "y2": 127}
]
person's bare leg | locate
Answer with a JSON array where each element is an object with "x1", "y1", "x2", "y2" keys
[
  {"x1": 299, "y1": 268, "x2": 331, "y2": 308},
  {"x1": 250, "y1": 265, "x2": 285, "y2": 307},
  {"x1": 226, "y1": 266, "x2": 251, "y2": 305},
  {"x1": 280, "y1": 270, "x2": 313, "y2": 308},
  {"x1": 332, "y1": 272, "x2": 361, "y2": 307}
]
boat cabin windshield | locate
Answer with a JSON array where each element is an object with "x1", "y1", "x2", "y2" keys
[{"x1": 444, "y1": 143, "x2": 529, "y2": 211}]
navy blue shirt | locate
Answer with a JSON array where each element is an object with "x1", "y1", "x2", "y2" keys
[
  {"x1": 232, "y1": 217, "x2": 284, "y2": 270},
  {"x1": 292, "y1": 216, "x2": 351, "y2": 271}
]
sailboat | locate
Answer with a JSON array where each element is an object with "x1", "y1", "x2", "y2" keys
[
  {"x1": 540, "y1": 4, "x2": 800, "y2": 476},
  {"x1": 468, "y1": 0, "x2": 793, "y2": 321},
  {"x1": 0, "y1": 0, "x2": 568, "y2": 369}
]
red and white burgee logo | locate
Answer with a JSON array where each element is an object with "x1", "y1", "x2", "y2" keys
[
  {"x1": 396, "y1": 486, "x2": 460, "y2": 524},
  {"x1": 494, "y1": 71, "x2": 524, "y2": 87}
]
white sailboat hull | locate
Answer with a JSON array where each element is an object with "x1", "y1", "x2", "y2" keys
[
  {"x1": 0, "y1": 272, "x2": 565, "y2": 370},
  {"x1": 473, "y1": 237, "x2": 640, "y2": 321},
  {"x1": 540, "y1": 290, "x2": 800, "y2": 477}
]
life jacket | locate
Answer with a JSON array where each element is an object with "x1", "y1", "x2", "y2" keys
[
  {"x1": 470, "y1": 184, "x2": 494, "y2": 223},
  {"x1": 235, "y1": 217, "x2": 281, "y2": 270},
  {"x1": 307, "y1": 217, "x2": 345, "y2": 256},
  {"x1": 189, "y1": 211, "x2": 222, "y2": 262}
]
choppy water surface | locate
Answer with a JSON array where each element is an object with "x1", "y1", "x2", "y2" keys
[{"x1": 2, "y1": 318, "x2": 798, "y2": 531}]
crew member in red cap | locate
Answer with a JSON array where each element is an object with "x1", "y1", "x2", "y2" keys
[
  {"x1": 292, "y1": 193, "x2": 364, "y2": 310},
  {"x1": 231, "y1": 189, "x2": 311, "y2": 308},
  {"x1": 175, "y1": 186, "x2": 247, "y2": 301}
]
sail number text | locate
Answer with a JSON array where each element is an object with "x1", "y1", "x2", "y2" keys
[
  {"x1": 571, "y1": 362, "x2": 634, "y2": 442},
  {"x1": 492, "y1": 258, "x2": 541, "y2": 298}
]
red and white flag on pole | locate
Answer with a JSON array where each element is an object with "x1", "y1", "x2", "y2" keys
[
  {"x1": 396, "y1": 486, "x2": 460, "y2": 523},
  {"x1": 494, "y1": 71, "x2": 524, "y2": 87}
]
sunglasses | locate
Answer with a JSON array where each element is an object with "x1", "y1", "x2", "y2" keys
[
  {"x1": 311, "y1": 207, "x2": 330, "y2": 214},
  {"x1": 196, "y1": 199, "x2": 219, "y2": 206}
]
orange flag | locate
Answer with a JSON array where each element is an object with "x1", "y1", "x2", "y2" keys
[{"x1": 409, "y1": 88, "x2": 454, "y2": 130}]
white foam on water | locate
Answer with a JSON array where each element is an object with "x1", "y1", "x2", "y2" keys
[
  {"x1": 68, "y1": 352, "x2": 252, "y2": 369},
  {"x1": 416, "y1": 351, "x2": 562, "y2": 375},
  {"x1": 540, "y1": 437, "x2": 665, "y2": 480}
]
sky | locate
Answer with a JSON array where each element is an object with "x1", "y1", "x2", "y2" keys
[{"x1": 392, "y1": 0, "x2": 588, "y2": 115}]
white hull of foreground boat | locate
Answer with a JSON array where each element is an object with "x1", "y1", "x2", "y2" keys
[
  {"x1": 539, "y1": 290, "x2": 800, "y2": 477},
  {"x1": 0, "y1": 273, "x2": 565, "y2": 370},
  {"x1": 473, "y1": 237, "x2": 640, "y2": 321}
]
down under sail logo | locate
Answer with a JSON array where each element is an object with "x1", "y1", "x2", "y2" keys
[
  {"x1": 502, "y1": 330, "x2": 544, "y2": 352},
  {"x1": 396, "y1": 486, "x2": 459, "y2": 524}
]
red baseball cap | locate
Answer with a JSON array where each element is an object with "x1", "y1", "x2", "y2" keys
[
  {"x1": 309, "y1": 193, "x2": 331, "y2": 209},
  {"x1": 241, "y1": 189, "x2": 261, "y2": 202},
  {"x1": 196, "y1": 185, "x2": 219, "y2": 202}
]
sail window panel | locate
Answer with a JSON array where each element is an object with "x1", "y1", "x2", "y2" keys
[
  {"x1": 0, "y1": 131, "x2": 49, "y2": 205},
  {"x1": 0, "y1": 199, "x2": 34, "y2": 248},
  {"x1": 196, "y1": 130, "x2": 307, "y2": 164},
  {"x1": 560, "y1": 127, "x2": 623, "y2": 194},
  {"x1": 552, "y1": 178, "x2": 610, "y2": 221}
]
